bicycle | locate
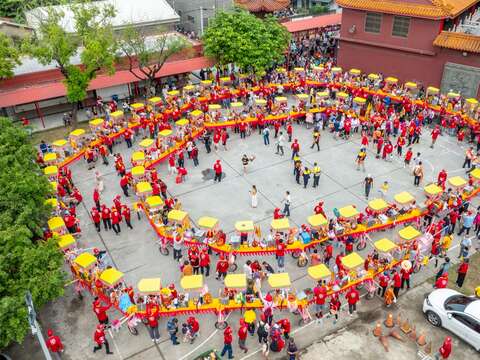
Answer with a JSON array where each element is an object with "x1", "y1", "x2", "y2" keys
[
  {"x1": 157, "y1": 236, "x2": 171, "y2": 256},
  {"x1": 355, "y1": 233, "x2": 367, "y2": 251}
]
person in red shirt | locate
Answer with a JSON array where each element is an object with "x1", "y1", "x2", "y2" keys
[
  {"x1": 187, "y1": 316, "x2": 199, "y2": 338},
  {"x1": 275, "y1": 239, "x2": 286, "y2": 270},
  {"x1": 431, "y1": 125, "x2": 441, "y2": 148},
  {"x1": 221, "y1": 129, "x2": 229, "y2": 150},
  {"x1": 93, "y1": 324, "x2": 113, "y2": 355},
  {"x1": 435, "y1": 273, "x2": 449, "y2": 289},
  {"x1": 329, "y1": 294, "x2": 341, "y2": 324},
  {"x1": 238, "y1": 319, "x2": 249, "y2": 353},
  {"x1": 396, "y1": 135, "x2": 406, "y2": 156},
  {"x1": 313, "y1": 281, "x2": 327, "y2": 318},
  {"x1": 286, "y1": 123, "x2": 293, "y2": 142},
  {"x1": 124, "y1": 128, "x2": 133, "y2": 148},
  {"x1": 147, "y1": 312, "x2": 160, "y2": 342},
  {"x1": 273, "y1": 207, "x2": 283, "y2": 219},
  {"x1": 46, "y1": 329, "x2": 64, "y2": 357},
  {"x1": 92, "y1": 298, "x2": 111, "y2": 324},
  {"x1": 276, "y1": 318, "x2": 291, "y2": 339},
  {"x1": 91, "y1": 207, "x2": 101, "y2": 232},
  {"x1": 221, "y1": 326, "x2": 234, "y2": 359},
  {"x1": 122, "y1": 205, "x2": 133, "y2": 229},
  {"x1": 101, "y1": 205, "x2": 111, "y2": 231},
  {"x1": 376, "y1": 137, "x2": 384, "y2": 158},
  {"x1": 393, "y1": 271, "x2": 402, "y2": 298},
  {"x1": 120, "y1": 175, "x2": 129, "y2": 197},
  {"x1": 382, "y1": 141, "x2": 393, "y2": 161},
  {"x1": 449, "y1": 210, "x2": 459, "y2": 234},
  {"x1": 324, "y1": 243, "x2": 333, "y2": 265},
  {"x1": 435, "y1": 337, "x2": 452, "y2": 359},
  {"x1": 291, "y1": 139, "x2": 300, "y2": 160},
  {"x1": 64, "y1": 214, "x2": 77, "y2": 234},
  {"x1": 401, "y1": 266, "x2": 413, "y2": 291},
  {"x1": 456, "y1": 258, "x2": 469, "y2": 288},
  {"x1": 274, "y1": 121, "x2": 281, "y2": 138},
  {"x1": 111, "y1": 207, "x2": 121, "y2": 235},
  {"x1": 199, "y1": 248, "x2": 210, "y2": 277},
  {"x1": 404, "y1": 147, "x2": 413, "y2": 166},
  {"x1": 314, "y1": 201, "x2": 325, "y2": 216},
  {"x1": 93, "y1": 188, "x2": 101, "y2": 210},
  {"x1": 361, "y1": 134, "x2": 369, "y2": 147},
  {"x1": 213, "y1": 160, "x2": 223, "y2": 182},
  {"x1": 378, "y1": 271, "x2": 390, "y2": 297},
  {"x1": 345, "y1": 287, "x2": 360, "y2": 315},
  {"x1": 437, "y1": 169, "x2": 448, "y2": 189},
  {"x1": 216, "y1": 255, "x2": 229, "y2": 280}
]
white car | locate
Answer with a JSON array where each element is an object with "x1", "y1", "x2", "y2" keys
[{"x1": 423, "y1": 288, "x2": 480, "y2": 351}]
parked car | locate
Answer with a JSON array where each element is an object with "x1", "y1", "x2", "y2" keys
[{"x1": 423, "y1": 288, "x2": 480, "y2": 351}]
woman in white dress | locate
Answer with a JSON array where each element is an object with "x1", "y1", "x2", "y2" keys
[
  {"x1": 250, "y1": 185, "x2": 258, "y2": 208},
  {"x1": 95, "y1": 171, "x2": 104, "y2": 192}
]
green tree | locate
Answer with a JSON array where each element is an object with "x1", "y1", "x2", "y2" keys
[
  {"x1": 0, "y1": 33, "x2": 21, "y2": 79},
  {"x1": 0, "y1": 117, "x2": 65, "y2": 348},
  {"x1": 117, "y1": 25, "x2": 190, "y2": 97},
  {"x1": 0, "y1": 0, "x2": 63, "y2": 23},
  {"x1": 203, "y1": 9, "x2": 290, "y2": 74},
  {"x1": 24, "y1": 1, "x2": 117, "y2": 124}
]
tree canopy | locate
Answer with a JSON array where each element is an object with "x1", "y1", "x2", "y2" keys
[
  {"x1": 0, "y1": 33, "x2": 21, "y2": 79},
  {"x1": 24, "y1": 1, "x2": 117, "y2": 123},
  {"x1": 117, "y1": 25, "x2": 190, "y2": 96},
  {"x1": 0, "y1": 0, "x2": 63, "y2": 23},
  {"x1": 202, "y1": 9, "x2": 290, "y2": 74},
  {"x1": 0, "y1": 117, "x2": 65, "y2": 348}
]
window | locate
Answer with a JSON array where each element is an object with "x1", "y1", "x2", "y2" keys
[
  {"x1": 452, "y1": 313, "x2": 480, "y2": 333},
  {"x1": 187, "y1": 15, "x2": 195, "y2": 23},
  {"x1": 392, "y1": 16, "x2": 410, "y2": 37},
  {"x1": 444, "y1": 295, "x2": 475, "y2": 312},
  {"x1": 364, "y1": 12, "x2": 382, "y2": 33}
]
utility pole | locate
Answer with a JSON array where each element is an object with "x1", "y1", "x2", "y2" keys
[
  {"x1": 25, "y1": 291, "x2": 52, "y2": 360},
  {"x1": 200, "y1": 6, "x2": 204, "y2": 35}
]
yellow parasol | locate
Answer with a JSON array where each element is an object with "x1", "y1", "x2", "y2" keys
[
  {"x1": 139, "y1": 138, "x2": 154, "y2": 148},
  {"x1": 307, "y1": 264, "x2": 331, "y2": 281},
  {"x1": 353, "y1": 97, "x2": 366, "y2": 105},
  {"x1": 244, "y1": 309, "x2": 256, "y2": 324},
  {"x1": 255, "y1": 99, "x2": 267, "y2": 105},
  {"x1": 58, "y1": 234, "x2": 76, "y2": 249},
  {"x1": 52, "y1": 139, "x2": 68, "y2": 147},
  {"x1": 180, "y1": 274, "x2": 204, "y2": 290},
  {"x1": 74, "y1": 252, "x2": 97, "y2": 269},
  {"x1": 44, "y1": 165, "x2": 58, "y2": 176},
  {"x1": 296, "y1": 93, "x2": 309, "y2": 100},
  {"x1": 368, "y1": 198, "x2": 389, "y2": 212},
  {"x1": 190, "y1": 109, "x2": 203, "y2": 117},
  {"x1": 69, "y1": 129, "x2": 85, "y2": 137},
  {"x1": 131, "y1": 165, "x2": 145, "y2": 177},
  {"x1": 89, "y1": 118, "x2": 104, "y2": 127},
  {"x1": 368, "y1": 73, "x2": 379, "y2": 80},
  {"x1": 268, "y1": 273, "x2": 291, "y2": 288},
  {"x1": 100, "y1": 268, "x2": 124, "y2": 287},
  {"x1": 349, "y1": 68, "x2": 361, "y2": 75},
  {"x1": 470, "y1": 168, "x2": 480, "y2": 180},
  {"x1": 224, "y1": 273, "x2": 247, "y2": 289},
  {"x1": 448, "y1": 176, "x2": 467, "y2": 188},
  {"x1": 337, "y1": 91, "x2": 348, "y2": 99},
  {"x1": 137, "y1": 278, "x2": 161, "y2": 295},
  {"x1": 341, "y1": 252, "x2": 364, "y2": 270},
  {"x1": 136, "y1": 181, "x2": 152, "y2": 194},
  {"x1": 271, "y1": 218, "x2": 290, "y2": 231},
  {"x1": 183, "y1": 85, "x2": 195, "y2": 92},
  {"x1": 374, "y1": 238, "x2": 397, "y2": 253},
  {"x1": 145, "y1": 195, "x2": 163, "y2": 208},
  {"x1": 175, "y1": 118, "x2": 189, "y2": 126},
  {"x1": 230, "y1": 101, "x2": 243, "y2": 108},
  {"x1": 130, "y1": 103, "x2": 144, "y2": 111},
  {"x1": 198, "y1": 216, "x2": 218, "y2": 229},
  {"x1": 394, "y1": 191, "x2": 415, "y2": 204},
  {"x1": 424, "y1": 183, "x2": 443, "y2": 197},
  {"x1": 168, "y1": 209, "x2": 188, "y2": 222},
  {"x1": 148, "y1": 97, "x2": 162, "y2": 105},
  {"x1": 235, "y1": 220, "x2": 254, "y2": 232},
  {"x1": 338, "y1": 205, "x2": 359, "y2": 218},
  {"x1": 331, "y1": 66, "x2": 342, "y2": 73},
  {"x1": 307, "y1": 213, "x2": 327, "y2": 227},
  {"x1": 131, "y1": 151, "x2": 145, "y2": 162},
  {"x1": 447, "y1": 92, "x2": 460, "y2": 99},
  {"x1": 398, "y1": 226, "x2": 421, "y2": 241},
  {"x1": 167, "y1": 90, "x2": 180, "y2": 96},
  {"x1": 385, "y1": 77, "x2": 398, "y2": 84},
  {"x1": 159, "y1": 129, "x2": 173, "y2": 137},
  {"x1": 317, "y1": 91, "x2": 329, "y2": 99},
  {"x1": 111, "y1": 110, "x2": 124, "y2": 118},
  {"x1": 48, "y1": 216, "x2": 65, "y2": 231},
  {"x1": 427, "y1": 86, "x2": 439, "y2": 94},
  {"x1": 466, "y1": 98, "x2": 478, "y2": 105},
  {"x1": 405, "y1": 82, "x2": 417, "y2": 89},
  {"x1": 201, "y1": 80, "x2": 212, "y2": 86},
  {"x1": 44, "y1": 152, "x2": 57, "y2": 162},
  {"x1": 275, "y1": 96, "x2": 288, "y2": 103}
]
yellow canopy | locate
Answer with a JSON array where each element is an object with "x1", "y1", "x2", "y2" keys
[
  {"x1": 159, "y1": 129, "x2": 173, "y2": 137},
  {"x1": 137, "y1": 278, "x2": 161, "y2": 294},
  {"x1": 271, "y1": 218, "x2": 290, "y2": 231},
  {"x1": 296, "y1": 93, "x2": 309, "y2": 100},
  {"x1": 183, "y1": 85, "x2": 195, "y2": 91},
  {"x1": 168, "y1": 209, "x2": 188, "y2": 222},
  {"x1": 368, "y1": 198, "x2": 389, "y2": 211},
  {"x1": 58, "y1": 234, "x2": 76, "y2": 249},
  {"x1": 385, "y1": 77, "x2": 398, "y2": 84},
  {"x1": 50, "y1": 181, "x2": 57, "y2": 191},
  {"x1": 52, "y1": 139, "x2": 67, "y2": 147},
  {"x1": 317, "y1": 91, "x2": 329, "y2": 99},
  {"x1": 294, "y1": 67, "x2": 305, "y2": 72},
  {"x1": 231, "y1": 101, "x2": 243, "y2": 107},
  {"x1": 394, "y1": 191, "x2": 415, "y2": 204},
  {"x1": 190, "y1": 109, "x2": 203, "y2": 117},
  {"x1": 424, "y1": 183, "x2": 443, "y2": 196},
  {"x1": 139, "y1": 138, "x2": 154, "y2": 148},
  {"x1": 175, "y1": 118, "x2": 189, "y2": 126},
  {"x1": 235, "y1": 220, "x2": 254, "y2": 232},
  {"x1": 427, "y1": 86, "x2": 439, "y2": 94},
  {"x1": 368, "y1": 73, "x2": 379, "y2": 80},
  {"x1": 398, "y1": 226, "x2": 421, "y2": 241},
  {"x1": 131, "y1": 151, "x2": 145, "y2": 162},
  {"x1": 48, "y1": 216, "x2": 65, "y2": 231},
  {"x1": 224, "y1": 273, "x2": 247, "y2": 289},
  {"x1": 44, "y1": 152, "x2": 57, "y2": 162},
  {"x1": 307, "y1": 213, "x2": 327, "y2": 227},
  {"x1": 131, "y1": 165, "x2": 145, "y2": 177},
  {"x1": 276, "y1": 67, "x2": 287, "y2": 73},
  {"x1": 307, "y1": 264, "x2": 331, "y2": 280},
  {"x1": 74, "y1": 252, "x2": 97, "y2": 269},
  {"x1": 100, "y1": 268, "x2": 124, "y2": 287},
  {"x1": 470, "y1": 168, "x2": 480, "y2": 180},
  {"x1": 201, "y1": 80, "x2": 212, "y2": 86},
  {"x1": 374, "y1": 238, "x2": 397, "y2": 253},
  {"x1": 349, "y1": 68, "x2": 361, "y2": 75},
  {"x1": 405, "y1": 82, "x2": 417, "y2": 89},
  {"x1": 275, "y1": 96, "x2": 288, "y2": 103},
  {"x1": 136, "y1": 181, "x2": 152, "y2": 194},
  {"x1": 338, "y1": 205, "x2": 359, "y2": 218},
  {"x1": 111, "y1": 110, "x2": 124, "y2": 118},
  {"x1": 337, "y1": 91, "x2": 348, "y2": 99},
  {"x1": 69, "y1": 129, "x2": 85, "y2": 137},
  {"x1": 198, "y1": 216, "x2": 218, "y2": 229},
  {"x1": 466, "y1": 98, "x2": 478, "y2": 105},
  {"x1": 130, "y1": 103, "x2": 144, "y2": 110},
  {"x1": 244, "y1": 309, "x2": 256, "y2": 324},
  {"x1": 220, "y1": 76, "x2": 231, "y2": 82},
  {"x1": 341, "y1": 252, "x2": 364, "y2": 270},
  {"x1": 268, "y1": 273, "x2": 291, "y2": 288},
  {"x1": 148, "y1": 97, "x2": 162, "y2": 105},
  {"x1": 89, "y1": 118, "x2": 104, "y2": 126},
  {"x1": 447, "y1": 92, "x2": 460, "y2": 98},
  {"x1": 167, "y1": 90, "x2": 180, "y2": 96},
  {"x1": 448, "y1": 176, "x2": 467, "y2": 188},
  {"x1": 44, "y1": 165, "x2": 58, "y2": 176},
  {"x1": 255, "y1": 99, "x2": 267, "y2": 105},
  {"x1": 45, "y1": 198, "x2": 58, "y2": 207},
  {"x1": 353, "y1": 97, "x2": 366, "y2": 105},
  {"x1": 146, "y1": 195, "x2": 163, "y2": 208},
  {"x1": 331, "y1": 66, "x2": 342, "y2": 73},
  {"x1": 180, "y1": 274, "x2": 204, "y2": 290}
]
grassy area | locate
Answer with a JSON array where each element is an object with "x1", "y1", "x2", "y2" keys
[
  {"x1": 30, "y1": 120, "x2": 90, "y2": 146},
  {"x1": 445, "y1": 252, "x2": 480, "y2": 296}
]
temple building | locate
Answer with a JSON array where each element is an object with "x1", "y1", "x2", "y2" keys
[{"x1": 336, "y1": 0, "x2": 480, "y2": 97}]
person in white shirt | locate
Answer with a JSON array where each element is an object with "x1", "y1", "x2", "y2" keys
[
  {"x1": 244, "y1": 260, "x2": 253, "y2": 280},
  {"x1": 276, "y1": 132, "x2": 285, "y2": 156}
]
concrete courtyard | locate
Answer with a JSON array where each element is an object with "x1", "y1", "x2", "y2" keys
[{"x1": 7, "y1": 115, "x2": 480, "y2": 360}]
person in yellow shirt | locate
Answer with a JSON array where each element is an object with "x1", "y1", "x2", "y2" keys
[
  {"x1": 182, "y1": 261, "x2": 193, "y2": 276},
  {"x1": 441, "y1": 234, "x2": 452, "y2": 257},
  {"x1": 475, "y1": 286, "x2": 480, "y2": 298}
]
